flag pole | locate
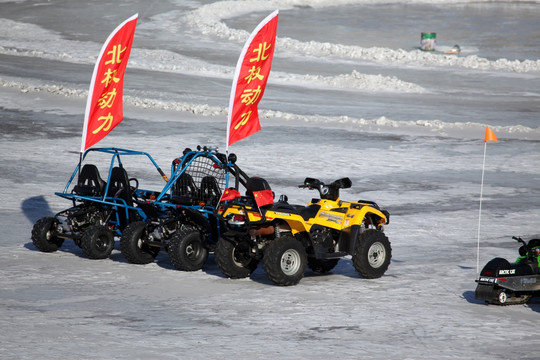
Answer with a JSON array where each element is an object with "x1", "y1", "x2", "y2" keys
[
  {"x1": 476, "y1": 126, "x2": 498, "y2": 276},
  {"x1": 476, "y1": 141, "x2": 488, "y2": 276}
]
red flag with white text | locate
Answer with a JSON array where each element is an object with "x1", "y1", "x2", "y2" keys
[
  {"x1": 80, "y1": 14, "x2": 138, "y2": 152},
  {"x1": 226, "y1": 10, "x2": 278, "y2": 150}
]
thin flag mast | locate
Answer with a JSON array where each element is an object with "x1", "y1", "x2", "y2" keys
[{"x1": 476, "y1": 126, "x2": 498, "y2": 275}]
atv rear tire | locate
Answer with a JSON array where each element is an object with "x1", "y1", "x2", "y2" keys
[
  {"x1": 80, "y1": 225, "x2": 115, "y2": 259},
  {"x1": 263, "y1": 235, "x2": 307, "y2": 286},
  {"x1": 352, "y1": 229, "x2": 391, "y2": 279},
  {"x1": 31, "y1": 217, "x2": 64, "y2": 252},
  {"x1": 168, "y1": 227, "x2": 208, "y2": 271},
  {"x1": 308, "y1": 258, "x2": 339, "y2": 274},
  {"x1": 215, "y1": 238, "x2": 258, "y2": 279},
  {"x1": 120, "y1": 221, "x2": 159, "y2": 264}
]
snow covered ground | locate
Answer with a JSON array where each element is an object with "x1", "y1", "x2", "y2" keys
[{"x1": 1, "y1": 0, "x2": 540, "y2": 359}]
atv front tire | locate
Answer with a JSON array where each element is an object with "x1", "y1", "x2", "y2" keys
[
  {"x1": 80, "y1": 225, "x2": 115, "y2": 259},
  {"x1": 120, "y1": 221, "x2": 159, "y2": 264},
  {"x1": 215, "y1": 238, "x2": 258, "y2": 279},
  {"x1": 168, "y1": 227, "x2": 208, "y2": 271},
  {"x1": 31, "y1": 217, "x2": 64, "y2": 252},
  {"x1": 263, "y1": 235, "x2": 307, "y2": 286},
  {"x1": 352, "y1": 229, "x2": 391, "y2": 279}
]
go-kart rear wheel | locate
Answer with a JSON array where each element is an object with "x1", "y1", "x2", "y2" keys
[
  {"x1": 263, "y1": 235, "x2": 307, "y2": 286},
  {"x1": 215, "y1": 238, "x2": 258, "y2": 279},
  {"x1": 352, "y1": 229, "x2": 391, "y2": 279},
  {"x1": 168, "y1": 226, "x2": 208, "y2": 271},
  {"x1": 31, "y1": 217, "x2": 64, "y2": 252},
  {"x1": 120, "y1": 221, "x2": 159, "y2": 264},
  {"x1": 80, "y1": 225, "x2": 115, "y2": 259}
]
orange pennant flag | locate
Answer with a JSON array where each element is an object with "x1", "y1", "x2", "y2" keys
[{"x1": 484, "y1": 126, "x2": 498, "y2": 142}]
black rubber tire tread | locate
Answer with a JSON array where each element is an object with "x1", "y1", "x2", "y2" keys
[
  {"x1": 308, "y1": 258, "x2": 339, "y2": 273},
  {"x1": 80, "y1": 225, "x2": 115, "y2": 259},
  {"x1": 263, "y1": 235, "x2": 307, "y2": 286},
  {"x1": 168, "y1": 226, "x2": 208, "y2": 271},
  {"x1": 215, "y1": 238, "x2": 258, "y2": 279},
  {"x1": 120, "y1": 221, "x2": 159, "y2": 264},
  {"x1": 31, "y1": 217, "x2": 64, "y2": 252},
  {"x1": 352, "y1": 229, "x2": 391, "y2": 279}
]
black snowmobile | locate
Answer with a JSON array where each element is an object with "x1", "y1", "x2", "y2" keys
[{"x1": 475, "y1": 236, "x2": 540, "y2": 305}]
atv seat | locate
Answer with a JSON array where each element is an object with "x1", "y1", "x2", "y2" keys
[
  {"x1": 73, "y1": 164, "x2": 106, "y2": 196},
  {"x1": 265, "y1": 203, "x2": 318, "y2": 221},
  {"x1": 199, "y1": 176, "x2": 221, "y2": 206},
  {"x1": 299, "y1": 204, "x2": 321, "y2": 221}
]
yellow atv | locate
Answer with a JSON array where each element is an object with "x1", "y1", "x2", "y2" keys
[{"x1": 215, "y1": 177, "x2": 391, "y2": 286}]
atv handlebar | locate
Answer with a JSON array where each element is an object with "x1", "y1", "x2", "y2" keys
[
  {"x1": 513, "y1": 236, "x2": 535, "y2": 258},
  {"x1": 297, "y1": 177, "x2": 352, "y2": 201}
]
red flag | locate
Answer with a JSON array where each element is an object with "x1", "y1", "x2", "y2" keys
[
  {"x1": 253, "y1": 189, "x2": 274, "y2": 207},
  {"x1": 221, "y1": 188, "x2": 241, "y2": 201},
  {"x1": 484, "y1": 126, "x2": 498, "y2": 142},
  {"x1": 80, "y1": 14, "x2": 138, "y2": 152},
  {"x1": 226, "y1": 10, "x2": 279, "y2": 150}
]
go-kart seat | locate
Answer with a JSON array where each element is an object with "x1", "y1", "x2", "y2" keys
[
  {"x1": 107, "y1": 166, "x2": 133, "y2": 208},
  {"x1": 199, "y1": 176, "x2": 221, "y2": 206},
  {"x1": 73, "y1": 164, "x2": 106, "y2": 196},
  {"x1": 107, "y1": 166, "x2": 135, "y2": 230},
  {"x1": 174, "y1": 172, "x2": 198, "y2": 198}
]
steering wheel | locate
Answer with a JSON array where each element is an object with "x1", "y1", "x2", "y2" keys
[{"x1": 129, "y1": 177, "x2": 139, "y2": 195}]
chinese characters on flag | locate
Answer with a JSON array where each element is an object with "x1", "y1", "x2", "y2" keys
[
  {"x1": 226, "y1": 10, "x2": 279, "y2": 150},
  {"x1": 80, "y1": 14, "x2": 138, "y2": 152}
]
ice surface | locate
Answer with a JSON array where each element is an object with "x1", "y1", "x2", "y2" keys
[{"x1": 1, "y1": 1, "x2": 540, "y2": 359}]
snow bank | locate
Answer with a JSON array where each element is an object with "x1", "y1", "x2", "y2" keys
[
  {"x1": 186, "y1": 0, "x2": 540, "y2": 73},
  {"x1": 2, "y1": 74, "x2": 538, "y2": 139}
]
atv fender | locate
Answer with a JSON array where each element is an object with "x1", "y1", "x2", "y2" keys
[
  {"x1": 350, "y1": 206, "x2": 389, "y2": 227},
  {"x1": 337, "y1": 224, "x2": 362, "y2": 255}
]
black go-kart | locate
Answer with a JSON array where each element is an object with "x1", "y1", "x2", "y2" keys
[
  {"x1": 119, "y1": 146, "x2": 250, "y2": 271},
  {"x1": 475, "y1": 236, "x2": 540, "y2": 305},
  {"x1": 31, "y1": 147, "x2": 168, "y2": 260}
]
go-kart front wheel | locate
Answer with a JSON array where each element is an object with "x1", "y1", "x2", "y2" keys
[
  {"x1": 120, "y1": 221, "x2": 159, "y2": 264},
  {"x1": 80, "y1": 225, "x2": 115, "y2": 259},
  {"x1": 168, "y1": 226, "x2": 208, "y2": 271},
  {"x1": 31, "y1": 217, "x2": 64, "y2": 252}
]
